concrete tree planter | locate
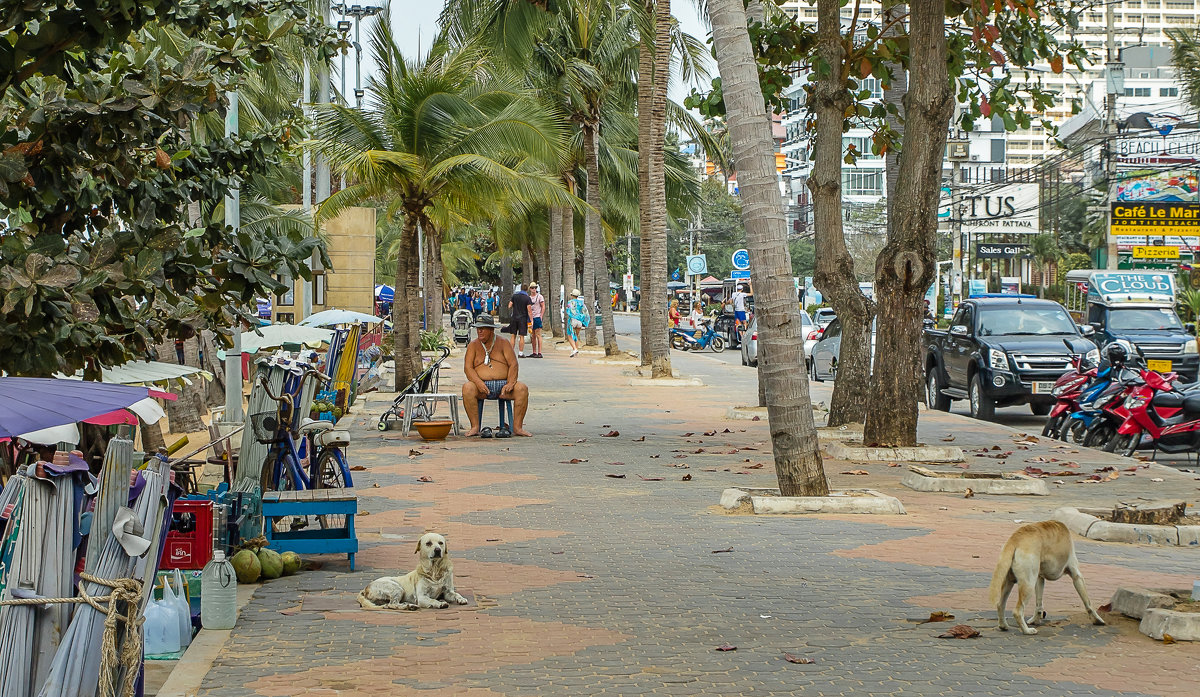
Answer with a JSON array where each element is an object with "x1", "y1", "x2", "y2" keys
[
  {"x1": 816, "y1": 424, "x2": 863, "y2": 441},
  {"x1": 623, "y1": 366, "x2": 703, "y2": 386},
  {"x1": 726, "y1": 406, "x2": 768, "y2": 420},
  {"x1": 1108, "y1": 587, "x2": 1200, "y2": 641},
  {"x1": 900, "y1": 465, "x2": 1049, "y2": 495},
  {"x1": 824, "y1": 440, "x2": 964, "y2": 464},
  {"x1": 1053, "y1": 506, "x2": 1200, "y2": 546},
  {"x1": 720, "y1": 487, "x2": 906, "y2": 515}
]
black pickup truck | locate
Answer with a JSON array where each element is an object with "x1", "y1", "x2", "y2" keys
[{"x1": 924, "y1": 297, "x2": 1099, "y2": 420}]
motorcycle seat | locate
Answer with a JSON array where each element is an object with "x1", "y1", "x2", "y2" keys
[
  {"x1": 1153, "y1": 392, "x2": 1184, "y2": 410},
  {"x1": 1183, "y1": 393, "x2": 1200, "y2": 415}
]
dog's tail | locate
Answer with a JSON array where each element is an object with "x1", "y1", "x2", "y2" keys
[
  {"x1": 356, "y1": 589, "x2": 382, "y2": 611},
  {"x1": 988, "y1": 538, "x2": 1017, "y2": 606}
]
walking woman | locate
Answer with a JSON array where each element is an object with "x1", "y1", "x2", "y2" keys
[
  {"x1": 564, "y1": 288, "x2": 590, "y2": 358},
  {"x1": 528, "y1": 282, "x2": 546, "y2": 358}
]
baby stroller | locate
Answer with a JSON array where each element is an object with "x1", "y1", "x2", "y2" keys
[
  {"x1": 451, "y1": 309, "x2": 474, "y2": 346},
  {"x1": 377, "y1": 345, "x2": 451, "y2": 431}
]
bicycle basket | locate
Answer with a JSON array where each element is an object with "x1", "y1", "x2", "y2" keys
[{"x1": 249, "y1": 411, "x2": 282, "y2": 444}]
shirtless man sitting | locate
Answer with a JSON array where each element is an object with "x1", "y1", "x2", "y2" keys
[{"x1": 462, "y1": 314, "x2": 531, "y2": 437}]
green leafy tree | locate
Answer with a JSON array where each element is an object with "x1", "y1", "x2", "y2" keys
[
  {"x1": 1027, "y1": 233, "x2": 1061, "y2": 298},
  {"x1": 0, "y1": 0, "x2": 336, "y2": 378}
]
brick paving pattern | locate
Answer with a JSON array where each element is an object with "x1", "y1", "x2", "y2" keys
[{"x1": 195, "y1": 341, "x2": 1200, "y2": 696}]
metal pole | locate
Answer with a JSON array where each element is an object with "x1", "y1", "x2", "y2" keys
[
  {"x1": 1103, "y1": 3, "x2": 1121, "y2": 270},
  {"x1": 355, "y1": 17, "x2": 363, "y2": 109},
  {"x1": 315, "y1": 0, "x2": 331, "y2": 206},
  {"x1": 223, "y1": 86, "x2": 243, "y2": 421},
  {"x1": 951, "y1": 158, "x2": 963, "y2": 306},
  {"x1": 301, "y1": 59, "x2": 314, "y2": 320}
]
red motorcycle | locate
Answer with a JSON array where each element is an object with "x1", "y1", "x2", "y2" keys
[
  {"x1": 1107, "y1": 369, "x2": 1195, "y2": 457},
  {"x1": 1041, "y1": 352, "x2": 1099, "y2": 438}
]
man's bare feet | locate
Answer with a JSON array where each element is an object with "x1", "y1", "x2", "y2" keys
[
  {"x1": 514, "y1": 428, "x2": 533, "y2": 437},
  {"x1": 464, "y1": 428, "x2": 480, "y2": 437}
]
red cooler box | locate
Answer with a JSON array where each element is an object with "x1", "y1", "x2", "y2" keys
[{"x1": 160, "y1": 499, "x2": 215, "y2": 570}]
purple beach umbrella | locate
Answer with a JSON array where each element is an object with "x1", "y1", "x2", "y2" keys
[{"x1": 0, "y1": 378, "x2": 153, "y2": 438}]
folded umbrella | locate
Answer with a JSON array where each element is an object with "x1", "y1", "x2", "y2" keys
[
  {"x1": 298, "y1": 309, "x2": 382, "y2": 327},
  {"x1": 0, "y1": 378, "x2": 153, "y2": 439}
]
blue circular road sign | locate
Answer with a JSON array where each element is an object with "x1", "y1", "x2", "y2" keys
[{"x1": 732, "y1": 249, "x2": 750, "y2": 270}]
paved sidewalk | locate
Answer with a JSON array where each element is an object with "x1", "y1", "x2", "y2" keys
[{"x1": 191, "y1": 340, "x2": 1200, "y2": 697}]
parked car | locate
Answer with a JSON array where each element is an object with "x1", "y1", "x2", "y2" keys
[
  {"x1": 813, "y1": 308, "x2": 837, "y2": 328},
  {"x1": 924, "y1": 296, "x2": 1098, "y2": 420},
  {"x1": 809, "y1": 317, "x2": 876, "y2": 382},
  {"x1": 740, "y1": 311, "x2": 813, "y2": 367}
]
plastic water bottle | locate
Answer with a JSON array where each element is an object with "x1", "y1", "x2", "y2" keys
[
  {"x1": 200, "y1": 550, "x2": 237, "y2": 630},
  {"x1": 166, "y1": 570, "x2": 191, "y2": 648},
  {"x1": 143, "y1": 599, "x2": 181, "y2": 656}
]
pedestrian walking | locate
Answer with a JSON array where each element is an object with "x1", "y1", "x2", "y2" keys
[
  {"x1": 564, "y1": 289, "x2": 590, "y2": 357},
  {"x1": 528, "y1": 282, "x2": 546, "y2": 358},
  {"x1": 506, "y1": 283, "x2": 533, "y2": 357},
  {"x1": 668, "y1": 298, "x2": 681, "y2": 328}
]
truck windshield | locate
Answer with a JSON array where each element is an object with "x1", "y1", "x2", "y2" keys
[
  {"x1": 977, "y1": 307, "x2": 1078, "y2": 336},
  {"x1": 1108, "y1": 307, "x2": 1184, "y2": 332}
]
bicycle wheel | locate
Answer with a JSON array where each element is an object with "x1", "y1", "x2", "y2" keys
[{"x1": 314, "y1": 449, "x2": 351, "y2": 530}]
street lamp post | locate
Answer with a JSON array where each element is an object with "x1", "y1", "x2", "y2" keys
[{"x1": 332, "y1": 3, "x2": 385, "y2": 109}]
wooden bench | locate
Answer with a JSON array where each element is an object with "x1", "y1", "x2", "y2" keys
[{"x1": 262, "y1": 488, "x2": 358, "y2": 570}]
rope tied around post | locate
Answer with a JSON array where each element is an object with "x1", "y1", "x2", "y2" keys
[{"x1": 0, "y1": 572, "x2": 145, "y2": 697}]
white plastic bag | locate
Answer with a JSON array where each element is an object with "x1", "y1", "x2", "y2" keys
[{"x1": 143, "y1": 599, "x2": 181, "y2": 656}]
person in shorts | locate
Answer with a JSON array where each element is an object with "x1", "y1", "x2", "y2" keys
[
  {"x1": 462, "y1": 314, "x2": 530, "y2": 437},
  {"x1": 506, "y1": 283, "x2": 533, "y2": 357},
  {"x1": 731, "y1": 284, "x2": 750, "y2": 329},
  {"x1": 528, "y1": 282, "x2": 546, "y2": 358}
]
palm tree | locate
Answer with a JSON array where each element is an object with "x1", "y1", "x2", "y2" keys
[
  {"x1": 310, "y1": 14, "x2": 573, "y2": 388},
  {"x1": 707, "y1": 0, "x2": 827, "y2": 496},
  {"x1": 1170, "y1": 28, "x2": 1200, "y2": 110},
  {"x1": 1028, "y1": 233, "x2": 1061, "y2": 298}
]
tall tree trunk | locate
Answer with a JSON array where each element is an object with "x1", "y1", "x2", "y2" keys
[
  {"x1": 201, "y1": 330, "x2": 227, "y2": 407},
  {"x1": 499, "y1": 254, "x2": 514, "y2": 323},
  {"x1": 177, "y1": 335, "x2": 206, "y2": 432},
  {"x1": 583, "y1": 126, "x2": 620, "y2": 356},
  {"x1": 582, "y1": 123, "x2": 603, "y2": 348},
  {"x1": 155, "y1": 338, "x2": 202, "y2": 435},
  {"x1": 423, "y1": 229, "x2": 444, "y2": 333},
  {"x1": 393, "y1": 214, "x2": 421, "y2": 391},
  {"x1": 863, "y1": 0, "x2": 953, "y2": 446},
  {"x1": 810, "y1": 0, "x2": 876, "y2": 427},
  {"x1": 709, "y1": 0, "x2": 827, "y2": 496},
  {"x1": 521, "y1": 243, "x2": 534, "y2": 286},
  {"x1": 561, "y1": 186, "x2": 578, "y2": 297},
  {"x1": 637, "y1": 0, "x2": 673, "y2": 377},
  {"x1": 548, "y1": 206, "x2": 565, "y2": 338}
]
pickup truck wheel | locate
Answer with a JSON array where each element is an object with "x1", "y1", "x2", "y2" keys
[
  {"x1": 969, "y1": 373, "x2": 995, "y2": 421},
  {"x1": 926, "y1": 370, "x2": 950, "y2": 411},
  {"x1": 1030, "y1": 402, "x2": 1051, "y2": 416}
]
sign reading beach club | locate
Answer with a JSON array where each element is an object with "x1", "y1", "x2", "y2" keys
[
  {"x1": 1110, "y1": 202, "x2": 1200, "y2": 237},
  {"x1": 959, "y1": 183, "x2": 1039, "y2": 234},
  {"x1": 975, "y1": 243, "x2": 1028, "y2": 259}
]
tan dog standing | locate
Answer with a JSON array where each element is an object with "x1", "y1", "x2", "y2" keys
[
  {"x1": 357, "y1": 533, "x2": 469, "y2": 611},
  {"x1": 989, "y1": 520, "x2": 1106, "y2": 634}
]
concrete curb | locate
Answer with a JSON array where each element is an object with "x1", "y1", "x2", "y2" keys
[
  {"x1": 726, "y1": 406, "x2": 768, "y2": 420},
  {"x1": 629, "y1": 376, "x2": 704, "y2": 387},
  {"x1": 817, "y1": 425, "x2": 864, "y2": 441},
  {"x1": 900, "y1": 471, "x2": 1049, "y2": 495},
  {"x1": 825, "y1": 441, "x2": 964, "y2": 463},
  {"x1": 1108, "y1": 587, "x2": 1177, "y2": 619},
  {"x1": 1141, "y1": 608, "x2": 1200, "y2": 641},
  {"x1": 1052, "y1": 507, "x2": 1197, "y2": 546},
  {"x1": 720, "y1": 487, "x2": 906, "y2": 515}
]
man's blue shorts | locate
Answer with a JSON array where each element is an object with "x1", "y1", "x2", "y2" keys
[
  {"x1": 532, "y1": 317, "x2": 543, "y2": 330},
  {"x1": 735, "y1": 311, "x2": 748, "y2": 322}
]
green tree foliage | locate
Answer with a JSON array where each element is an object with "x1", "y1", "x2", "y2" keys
[{"x1": 0, "y1": 0, "x2": 339, "y2": 377}]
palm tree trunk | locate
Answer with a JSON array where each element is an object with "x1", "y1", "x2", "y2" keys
[
  {"x1": 862, "y1": 0, "x2": 953, "y2": 446},
  {"x1": 709, "y1": 0, "x2": 827, "y2": 496},
  {"x1": 500, "y1": 254, "x2": 514, "y2": 323},
  {"x1": 393, "y1": 214, "x2": 420, "y2": 390},
  {"x1": 521, "y1": 243, "x2": 534, "y2": 286},
  {"x1": 810, "y1": 0, "x2": 875, "y2": 427},
  {"x1": 201, "y1": 330, "x2": 226, "y2": 407},
  {"x1": 548, "y1": 206, "x2": 565, "y2": 338},
  {"x1": 561, "y1": 196, "x2": 577, "y2": 296},
  {"x1": 423, "y1": 229, "x2": 444, "y2": 333},
  {"x1": 582, "y1": 123, "x2": 602, "y2": 347},
  {"x1": 637, "y1": 0, "x2": 673, "y2": 378},
  {"x1": 583, "y1": 125, "x2": 620, "y2": 356}
]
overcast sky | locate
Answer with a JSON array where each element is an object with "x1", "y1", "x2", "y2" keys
[{"x1": 353, "y1": 1, "x2": 712, "y2": 102}]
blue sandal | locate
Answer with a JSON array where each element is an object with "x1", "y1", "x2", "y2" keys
[{"x1": 480, "y1": 427, "x2": 494, "y2": 439}]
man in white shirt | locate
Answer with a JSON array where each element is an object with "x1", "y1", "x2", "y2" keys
[{"x1": 731, "y1": 284, "x2": 750, "y2": 330}]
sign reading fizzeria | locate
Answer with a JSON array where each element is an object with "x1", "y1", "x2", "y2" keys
[{"x1": 1111, "y1": 202, "x2": 1200, "y2": 237}]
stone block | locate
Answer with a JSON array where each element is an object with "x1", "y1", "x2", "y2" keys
[
  {"x1": 1051, "y1": 507, "x2": 1100, "y2": 538},
  {"x1": 1108, "y1": 587, "x2": 1177, "y2": 619},
  {"x1": 726, "y1": 406, "x2": 768, "y2": 420},
  {"x1": 1087, "y1": 520, "x2": 1179, "y2": 546},
  {"x1": 1177, "y1": 526, "x2": 1200, "y2": 546},
  {"x1": 719, "y1": 488, "x2": 751, "y2": 510},
  {"x1": 1140, "y1": 608, "x2": 1200, "y2": 641},
  {"x1": 628, "y1": 376, "x2": 703, "y2": 387},
  {"x1": 825, "y1": 441, "x2": 964, "y2": 463},
  {"x1": 900, "y1": 471, "x2": 1049, "y2": 495}
]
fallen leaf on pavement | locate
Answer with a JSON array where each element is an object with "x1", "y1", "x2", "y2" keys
[
  {"x1": 682, "y1": 474, "x2": 692, "y2": 481},
  {"x1": 783, "y1": 653, "x2": 814, "y2": 664},
  {"x1": 941, "y1": 435, "x2": 956, "y2": 442},
  {"x1": 358, "y1": 511, "x2": 371, "y2": 516},
  {"x1": 702, "y1": 468, "x2": 718, "y2": 472},
  {"x1": 601, "y1": 430, "x2": 620, "y2": 437},
  {"x1": 704, "y1": 430, "x2": 718, "y2": 436},
  {"x1": 350, "y1": 465, "x2": 367, "y2": 471},
  {"x1": 605, "y1": 474, "x2": 626, "y2": 479},
  {"x1": 486, "y1": 538, "x2": 501, "y2": 542},
  {"x1": 633, "y1": 436, "x2": 646, "y2": 442},
  {"x1": 417, "y1": 476, "x2": 434, "y2": 483},
  {"x1": 1106, "y1": 470, "x2": 1120, "y2": 481},
  {"x1": 1099, "y1": 602, "x2": 1112, "y2": 612},
  {"x1": 674, "y1": 454, "x2": 688, "y2": 459},
  {"x1": 1163, "y1": 633, "x2": 1176, "y2": 644},
  {"x1": 964, "y1": 488, "x2": 975, "y2": 498},
  {"x1": 606, "y1": 461, "x2": 625, "y2": 466},
  {"x1": 637, "y1": 474, "x2": 664, "y2": 481},
  {"x1": 712, "y1": 547, "x2": 734, "y2": 554},
  {"x1": 840, "y1": 469, "x2": 870, "y2": 475},
  {"x1": 279, "y1": 606, "x2": 302, "y2": 616},
  {"x1": 1152, "y1": 477, "x2": 1165, "y2": 482},
  {"x1": 954, "y1": 463, "x2": 970, "y2": 469},
  {"x1": 559, "y1": 458, "x2": 589, "y2": 464},
  {"x1": 722, "y1": 428, "x2": 732, "y2": 433},
  {"x1": 551, "y1": 551, "x2": 564, "y2": 555},
  {"x1": 715, "y1": 644, "x2": 737, "y2": 651},
  {"x1": 744, "y1": 463, "x2": 764, "y2": 469},
  {"x1": 992, "y1": 445, "x2": 1001, "y2": 451},
  {"x1": 937, "y1": 624, "x2": 980, "y2": 639},
  {"x1": 650, "y1": 454, "x2": 660, "y2": 459},
  {"x1": 371, "y1": 483, "x2": 380, "y2": 488},
  {"x1": 681, "y1": 432, "x2": 694, "y2": 437},
  {"x1": 920, "y1": 611, "x2": 955, "y2": 624},
  {"x1": 576, "y1": 438, "x2": 588, "y2": 443},
  {"x1": 751, "y1": 416, "x2": 760, "y2": 421},
  {"x1": 408, "y1": 449, "x2": 422, "y2": 457}
]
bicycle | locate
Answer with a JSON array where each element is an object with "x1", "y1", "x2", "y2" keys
[{"x1": 251, "y1": 364, "x2": 354, "y2": 530}]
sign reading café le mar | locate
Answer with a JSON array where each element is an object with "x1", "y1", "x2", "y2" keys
[
  {"x1": 975, "y1": 243, "x2": 1028, "y2": 259},
  {"x1": 1111, "y1": 202, "x2": 1200, "y2": 237}
]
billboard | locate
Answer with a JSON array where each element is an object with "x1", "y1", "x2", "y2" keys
[
  {"x1": 1110, "y1": 202, "x2": 1200, "y2": 238},
  {"x1": 1117, "y1": 171, "x2": 1198, "y2": 203},
  {"x1": 960, "y1": 183, "x2": 1039, "y2": 234}
]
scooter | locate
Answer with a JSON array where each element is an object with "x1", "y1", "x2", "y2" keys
[
  {"x1": 1042, "y1": 349, "x2": 1100, "y2": 438},
  {"x1": 669, "y1": 319, "x2": 726, "y2": 353},
  {"x1": 1103, "y1": 367, "x2": 1185, "y2": 456}
]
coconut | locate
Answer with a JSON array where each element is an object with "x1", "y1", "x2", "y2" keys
[
  {"x1": 258, "y1": 548, "x2": 284, "y2": 580},
  {"x1": 231, "y1": 549, "x2": 261, "y2": 583},
  {"x1": 280, "y1": 551, "x2": 302, "y2": 576}
]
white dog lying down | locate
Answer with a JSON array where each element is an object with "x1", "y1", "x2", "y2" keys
[
  {"x1": 989, "y1": 520, "x2": 1106, "y2": 635},
  {"x1": 357, "y1": 532, "x2": 469, "y2": 611}
]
